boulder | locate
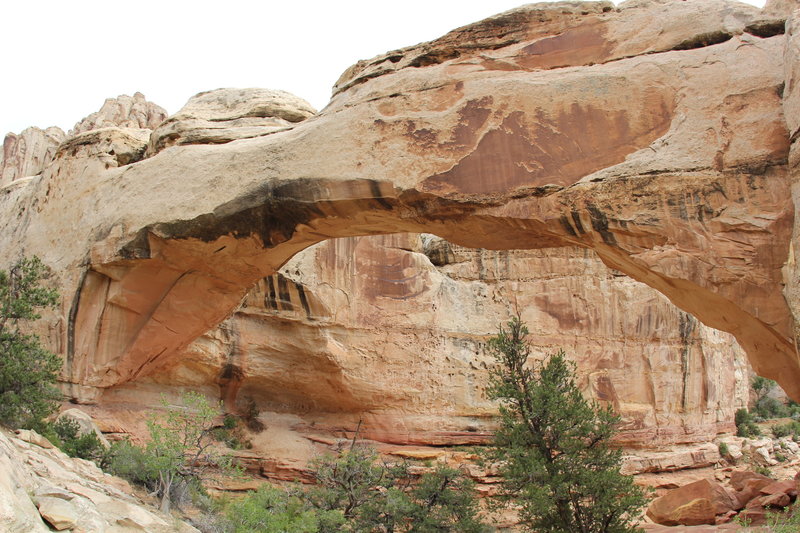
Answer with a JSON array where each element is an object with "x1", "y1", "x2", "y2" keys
[
  {"x1": 736, "y1": 506, "x2": 769, "y2": 526},
  {"x1": 15, "y1": 429, "x2": 54, "y2": 449},
  {"x1": 733, "y1": 477, "x2": 776, "y2": 509},
  {"x1": 647, "y1": 479, "x2": 736, "y2": 525},
  {"x1": 0, "y1": 429, "x2": 197, "y2": 532},
  {"x1": 760, "y1": 479, "x2": 797, "y2": 497},
  {"x1": 667, "y1": 498, "x2": 717, "y2": 526},
  {"x1": 730, "y1": 470, "x2": 773, "y2": 491},
  {"x1": 36, "y1": 497, "x2": 78, "y2": 530}
]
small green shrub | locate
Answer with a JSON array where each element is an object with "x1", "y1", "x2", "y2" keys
[
  {"x1": 225, "y1": 485, "x2": 334, "y2": 533},
  {"x1": 51, "y1": 418, "x2": 104, "y2": 461},
  {"x1": 755, "y1": 465, "x2": 772, "y2": 476},
  {"x1": 210, "y1": 419, "x2": 252, "y2": 451},
  {"x1": 718, "y1": 442, "x2": 729, "y2": 457},
  {"x1": 775, "y1": 451, "x2": 787, "y2": 463},
  {"x1": 735, "y1": 408, "x2": 761, "y2": 438},
  {"x1": 754, "y1": 396, "x2": 789, "y2": 420},
  {"x1": 772, "y1": 421, "x2": 800, "y2": 439},
  {"x1": 103, "y1": 439, "x2": 160, "y2": 489},
  {"x1": 766, "y1": 502, "x2": 800, "y2": 533},
  {"x1": 223, "y1": 414, "x2": 237, "y2": 430}
]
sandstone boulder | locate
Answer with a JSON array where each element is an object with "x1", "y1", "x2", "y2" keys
[
  {"x1": 146, "y1": 88, "x2": 316, "y2": 155},
  {"x1": 36, "y1": 497, "x2": 79, "y2": 530},
  {"x1": 666, "y1": 498, "x2": 717, "y2": 527},
  {"x1": 15, "y1": 429, "x2": 55, "y2": 449},
  {"x1": 731, "y1": 470, "x2": 773, "y2": 491},
  {"x1": 647, "y1": 479, "x2": 737, "y2": 525}
]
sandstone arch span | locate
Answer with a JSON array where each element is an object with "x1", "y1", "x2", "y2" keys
[{"x1": 2, "y1": 0, "x2": 799, "y2": 401}]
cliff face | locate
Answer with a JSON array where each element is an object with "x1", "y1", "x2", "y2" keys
[
  {"x1": 0, "y1": 0, "x2": 797, "y2": 460},
  {"x1": 101, "y1": 234, "x2": 748, "y2": 451},
  {"x1": 1, "y1": 126, "x2": 65, "y2": 186}
]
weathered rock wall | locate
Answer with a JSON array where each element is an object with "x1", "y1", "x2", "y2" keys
[
  {"x1": 0, "y1": 126, "x2": 64, "y2": 187},
  {"x1": 94, "y1": 234, "x2": 749, "y2": 451}
]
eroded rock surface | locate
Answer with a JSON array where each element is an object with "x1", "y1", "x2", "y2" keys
[
  {"x1": 1, "y1": 0, "x2": 798, "y2": 414},
  {"x1": 94, "y1": 235, "x2": 748, "y2": 453},
  {"x1": 146, "y1": 88, "x2": 316, "y2": 155},
  {"x1": 0, "y1": 126, "x2": 65, "y2": 187},
  {"x1": 70, "y1": 92, "x2": 167, "y2": 135},
  {"x1": 0, "y1": 429, "x2": 196, "y2": 533}
]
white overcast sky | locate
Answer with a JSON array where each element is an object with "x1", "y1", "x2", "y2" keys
[{"x1": 0, "y1": 0, "x2": 767, "y2": 135}]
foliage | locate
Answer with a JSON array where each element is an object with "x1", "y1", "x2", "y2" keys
[
  {"x1": 735, "y1": 408, "x2": 761, "y2": 438},
  {"x1": 718, "y1": 442, "x2": 729, "y2": 458},
  {"x1": 751, "y1": 376, "x2": 792, "y2": 420},
  {"x1": 104, "y1": 439, "x2": 161, "y2": 488},
  {"x1": 224, "y1": 485, "x2": 326, "y2": 533},
  {"x1": 765, "y1": 502, "x2": 800, "y2": 533},
  {"x1": 755, "y1": 465, "x2": 772, "y2": 477},
  {"x1": 305, "y1": 443, "x2": 489, "y2": 532},
  {"x1": 403, "y1": 464, "x2": 489, "y2": 533},
  {"x1": 211, "y1": 416, "x2": 252, "y2": 450},
  {"x1": 106, "y1": 391, "x2": 239, "y2": 513},
  {"x1": 486, "y1": 317, "x2": 647, "y2": 533},
  {"x1": 50, "y1": 417, "x2": 104, "y2": 461},
  {"x1": 772, "y1": 421, "x2": 800, "y2": 440},
  {"x1": 752, "y1": 376, "x2": 776, "y2": 402},
  {"x1": 754, "y1": 397, "x2": 788, "y2": 420},
  {"x1": 0, "y1": 256, "x2": 61, "y2": 429},
  {"x1": 240, "y1": 396, "x2": 265, "y2": 432}
]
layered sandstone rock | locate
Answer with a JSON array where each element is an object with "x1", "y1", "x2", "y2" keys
[
  {"x1": 70, "y1": 92, "x2": 167, "y2": 135},
  {"x1": 146, "y1": 88, "x2": 316, "y2": 155},
  {"x1": 0, "y1": 126, "x2": 65, "y2": 187},
  {"x1": 0, "y1": 0, "x2": 798, "y2": 429},
  {"x1": 0, "y1": 428, "x2": 197, "y2": 532},
  {"x1": 92, "y1": 234, "x2": 749, "y2": 458}
]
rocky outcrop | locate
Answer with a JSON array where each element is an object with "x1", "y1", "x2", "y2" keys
[
  {"x1": 0, "y1": 126, "x2": 64, "y2": 187},
  {"x1": 146, "y1": 88, "x2": 316, "y2": 155},
  {"x1": 1, "y1": 0, "x2": 799, "y2": 422},
  {"x1": 70, "y1": 92, "x2": 167, "y2": 136},
  {"x1": 0, "y1": 428, "x2": 196, "y2": 532}
]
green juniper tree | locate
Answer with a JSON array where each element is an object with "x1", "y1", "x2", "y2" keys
[
  {"x1": 0, "y1": 256, "x2": 61, "y2": 429},
  {"x1": 486, "y1": 317, "x2": 647, "y2": 533}
]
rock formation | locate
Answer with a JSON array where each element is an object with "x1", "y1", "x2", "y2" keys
[
  {"x1": 0, "y1": 428, "x2": 197, "y2": 532},
  {"x1": 146, "y1": 88, "x2": 316, "y2": 155},
  {"x1": 95, "y1": 234, "x2": 748, "y2": 452},
  {"x1": 0, "y1": 0, "x2": 798, "y2": 452},
  {"x1": 69, "y1": 92, "x2": 167, "y2": 135},
  {"x1": 0, "y1": 126, "x2": 64, "y2": 187}
]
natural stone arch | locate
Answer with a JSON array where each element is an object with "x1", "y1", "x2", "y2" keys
[{"x1": 2, "y1": 0, "x2": 799, "y2": 402}]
